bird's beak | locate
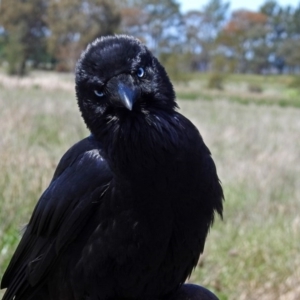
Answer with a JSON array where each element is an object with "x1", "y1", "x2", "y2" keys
[{"x1": 117, "y1": 82, "x2": 136, "y2": 111}]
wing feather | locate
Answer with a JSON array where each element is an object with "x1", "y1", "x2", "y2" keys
[{"x1": 1, "y1": 136, "x2": 112, "y2": 300}]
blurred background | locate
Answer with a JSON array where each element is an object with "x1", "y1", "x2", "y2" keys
[
  {"x1": 0, "y1": 1, "x2": 299, "y2": 299},
  {"x1": 0, "y1": 0, "x2": 300, "y2": 76}
]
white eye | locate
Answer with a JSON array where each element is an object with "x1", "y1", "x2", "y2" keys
[
  {"x1": 94, "y1": 90, "x2": 104, "y2": 97},
  {"x1": 137, "y1": 67, "x2": 145, "y2": 78}
]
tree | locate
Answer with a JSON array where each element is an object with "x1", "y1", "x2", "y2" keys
[
  {"x1": 119, "y1": 7, "x2": 147, "y2": 41},
  {"x1": 120, "y1": 0, "x2": 182, "y2": 57},
  {"x1": 260, "y1": 1, "x2": 300, "y2": 73},
  {"x1": 0, "y1": 28, "x2": 5, "y2": 60},
  {"x1": 182, "y1": 0, "x2": 230, "y2": 72},
  {"x1": 47, "y1": 0, "x2": 120, "y2": 71},
  {"x1": 182, "y1": 10, "x2": 204, "y2": 71},
  {"x1": 218, "y1": 10, "x2": 269, "y2": 73},
  {"x1": 278, "y1": 39, "x2": 300, "y2": 72},
  {"x1": 0, "y1": 0, "x2": 48, "y2": 75},
  {"x1": 145, "y1": 0, "x2": 182, "y2": 53}
]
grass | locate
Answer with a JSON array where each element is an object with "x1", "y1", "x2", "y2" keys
[
  {"x1": 0, "y1": 71, "x2": 300, "y2": 299},
  {"x1": 180, "y1": 99, "x2": 300, "y2": 299},
  {"x1": 175, "y1": 73, "x2": 300, "y2": 108}
]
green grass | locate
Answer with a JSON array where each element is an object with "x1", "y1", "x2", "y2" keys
[
  {"x1": 1, "y1": 72, "x2": 300, "y2": 299},
  {"x1": 174, "y1": 73, "x2": 300, "y2": 108}
]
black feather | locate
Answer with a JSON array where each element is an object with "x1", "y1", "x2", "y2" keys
[{"x1": 1, "y1": 35, "x2": 224, "y2": 300}]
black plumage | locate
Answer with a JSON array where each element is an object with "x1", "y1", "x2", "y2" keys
[{"x1": 1, "y1": 35, "x2": 224, "y2": 300}]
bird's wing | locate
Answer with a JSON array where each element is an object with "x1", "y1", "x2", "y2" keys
[{"x1": 1, "y1": 136, "x2": 112, "y2": 299}]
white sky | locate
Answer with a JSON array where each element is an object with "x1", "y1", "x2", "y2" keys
[{"x1": 179, "y1": 0, "x2": 300, "y2": 12}]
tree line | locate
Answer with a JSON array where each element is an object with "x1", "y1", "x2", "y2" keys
[{"x1": 0, "y1": 0, "x2": 299, "y2": 76}]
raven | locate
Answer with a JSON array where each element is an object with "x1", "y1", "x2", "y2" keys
[{"x1": 1, "y1": 35, "x2": 224, "y2": 300}]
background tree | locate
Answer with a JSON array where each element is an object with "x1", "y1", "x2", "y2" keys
[
  {"x1": 218, "y1": 10, "x2": 268, "y2": 73},
  {"x1": 181, "y1": 0, "x2": 229, "y2": 72},
  {"x1": 284, "y1": 3, "x2": 300, "y2": 72},
  {"x1": 0, "y1": 0, "x2": 299, "y2": 75},
  {"x1": 119, "y1": 6, "x2": 147, "y2": 41},
  {"x1": 47, "y1": 0, "x2": 120, "y2": 71},
  {"x1": 0, "y1": 0, "x2": 48, "y2": 75},
  {"x1": 278, "y1": 39, "x2": 300, "y2": 72},
  {"x1": 259, "y1": 1, "x2": 300, "y2": 73},
  {"x1": 126, "y1": 0, "x2": 182, "y2": 57},
  {"x1": 0, "y1": 27, "x2": 6, "y2": 60},
  {"x1": 259, "y1": 1, "x2": 292, "y2": 73},
  {"x1": 200, "y1": 0, "x2": 230, "y2": 71},
  {"x1": 182, "y1": 10, "x2": 203, "y2": 71}
]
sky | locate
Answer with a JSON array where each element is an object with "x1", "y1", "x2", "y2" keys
[{"x1": 179, "y1": 0, "x2": 300, "y2": 12}]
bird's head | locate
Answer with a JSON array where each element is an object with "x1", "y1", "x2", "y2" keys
[{"x1": 75, "y1": 35, "x2": 177, "y2": 135}]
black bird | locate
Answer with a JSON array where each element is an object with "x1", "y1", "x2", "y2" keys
[{"x1": 1, "y1": 35, "x2": 223, "y2": 300}]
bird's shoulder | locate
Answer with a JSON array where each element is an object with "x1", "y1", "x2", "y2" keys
[
  {"x1": 30, "y1": 135, "x2": 112, "y2": 235},
  {"x1": 51, "y1": 135, "x2": 110, "y2": 180}
]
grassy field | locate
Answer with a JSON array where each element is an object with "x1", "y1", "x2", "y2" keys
[{"x1": 0, "y1": 71, "x2": 299, "y2": 299}]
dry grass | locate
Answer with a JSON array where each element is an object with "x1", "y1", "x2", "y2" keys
[
  {"x1": 0, "y1": 71, "x2": 74, "y2": 91},
  {"x1": 181, "y1": 100, "x2": 300, "y2": 300},
  {"x1": 0, "y1": 72, "x2": 299, "y2": 299},
  {"x1": 0, "y1": 72, "x2": 88, "y2": 280}
]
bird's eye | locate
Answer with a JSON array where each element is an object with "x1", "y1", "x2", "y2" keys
[
  {"x1": 94, "y1": 90, "x2": 104, "y2": 97},
  {"x1": 137, "y1": 67, "x2": 145, "y2": 78}
]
